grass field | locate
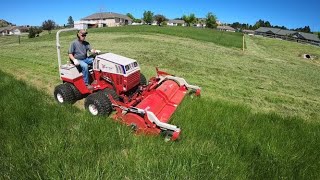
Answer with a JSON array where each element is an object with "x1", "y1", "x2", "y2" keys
[{"x1": 1, "y1": 26, "x2": 320, "y2": 178}]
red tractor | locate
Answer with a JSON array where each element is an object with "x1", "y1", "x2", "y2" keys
[{"x1": 54, "y1": 29, "x2": 201, "y2": 141}]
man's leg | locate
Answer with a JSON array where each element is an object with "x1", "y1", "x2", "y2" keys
[
  {"x1": 80, "y1": 58, "x2": 93, "y2": 85},
  {"x1": 79, "y1": 60, "x2": 89, "y2": 85}
]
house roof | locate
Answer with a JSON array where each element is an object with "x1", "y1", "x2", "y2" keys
[
  {"x1": 82, "y1": 12, "x2": 132, "y2": 21},
  {"x1": 294, "y1": 32, "x2": 320, "y2": 42},
  {"x1": 255, "y1": 27, "x2": 281, "y2": 34},
  {"x1": 167, "y1": 20, "x2": 185, "y2": 24},
  {"x1": 242, "y1": 29, "x2": 255, "y2": 33},
  {"x1": 0, "y1": 26, "x2": 20, "y2": 32},
  {"x1": 217, "y1": 26, "x2": 235, "y2": 31},
  {"x1": 276, "y1": 29, "x2": 296, "y2": 36},
  {"x1": 0, "y1": 27, "x2": 7, "y2": 32}
]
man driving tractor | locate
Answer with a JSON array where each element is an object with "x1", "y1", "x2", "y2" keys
[{"x1": 68, "y1": 29, "x2": 101, "y2": 90}]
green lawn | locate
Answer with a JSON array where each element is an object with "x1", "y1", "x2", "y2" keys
[{"x1": 1, "y1": 26, "x2": 320, "y2": 178}]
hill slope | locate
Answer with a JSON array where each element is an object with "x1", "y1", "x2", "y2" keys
[{"x1": 0, "y1": 19, "x2": 14, "y2": 27}]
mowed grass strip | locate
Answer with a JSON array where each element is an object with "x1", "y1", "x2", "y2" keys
[{"x1": 1, "y1": 70, "x2": 320, "y2": 179}]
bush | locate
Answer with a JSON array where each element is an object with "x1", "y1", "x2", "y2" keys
[{"x1": 28, "y1": 27, "x2": 42, "y2": 38}]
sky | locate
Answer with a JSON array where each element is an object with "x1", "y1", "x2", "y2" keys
[{"x1": 1, "y1": 0, "x2": 319, "y2": 31}]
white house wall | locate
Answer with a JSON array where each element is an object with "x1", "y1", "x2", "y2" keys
[{"x1": 74, "y1": 18, "x2": 131, "y2": 29}]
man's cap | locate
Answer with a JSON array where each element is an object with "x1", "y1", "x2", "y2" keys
[{"x1": 78, "y1": 29, "x2": 88, "y2": 35}]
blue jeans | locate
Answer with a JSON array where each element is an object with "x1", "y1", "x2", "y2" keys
[{"x1": 79, "y1": 57, "x2": 93, "y2": 85}]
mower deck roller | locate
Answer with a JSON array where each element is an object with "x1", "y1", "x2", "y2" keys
[
  {"x1": 112, "y1": 73, "x2": 201, "y2": 141},
  {"x1": 136, "y1": 80, "x2": 186, "y2": 123}
]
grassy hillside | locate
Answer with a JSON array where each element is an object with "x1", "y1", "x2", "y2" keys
[
  {"x1": 0, "y1": 26, "x2": 319, "y2": 119},
  {"x1": 1, "y1": 26, "x2": 320, "y2": 178},
  {"x1": 1, "y1": 70, "x2": 320, "y2": 179}
]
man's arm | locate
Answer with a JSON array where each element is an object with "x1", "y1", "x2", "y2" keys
[
  {"x1": 90, "y1": 49, "x2": 101, "y2": 54},
  {"x1": 68, "y1": 41, "x2": 80, "y2": 66},
  {"x1": 69, "y1": 53, "x2": 80, "y2": 66}
]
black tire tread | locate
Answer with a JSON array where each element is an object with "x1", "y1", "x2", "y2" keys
[
  {"x1": 102, "y1": 88, "x2": 120, "y2": 101},
  {"x1": 140, "y1": 73, "x2": 147, "y2": 85},
  {"x1": 84, "y1": 91, "x2": 112, "y2": 116},
  {"x1": 66, "y1": 82, "x2": 83, "y2": 100},
  {"x1": 54, "y1": 84, "x2": 76, "y2": 104}
]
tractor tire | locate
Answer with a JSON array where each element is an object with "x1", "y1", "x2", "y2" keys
[
  {"x1": 140, "y1": 73, "x2": 147, "y2": 85},
  {"x1": 102, "y1": 88, "x2": 120, "y2": 101},
  {"x1": 54, "y1": 84, "x2": 77, "y2": 104},
  {"x1": 66, "y1": 82, "x2": 83, "y2": 100},
  {"x1": 84, "y1": 91, "x2": 112, "y2": 116}
]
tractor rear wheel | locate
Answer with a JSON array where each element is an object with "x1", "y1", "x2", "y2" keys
[
  {"x1": 66, "y1": 83, "x2": 83, "y2": 100},
  {"x1": 84, "y1": 91, "x2": 112, "y2": 116},
  {"x1": 54, "y1": 84, "x2": 77, "y2": 104}
]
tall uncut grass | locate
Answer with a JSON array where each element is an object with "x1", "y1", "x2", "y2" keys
[{"x1": 1, "y1": 70, "x2": 320, "y2": 179}]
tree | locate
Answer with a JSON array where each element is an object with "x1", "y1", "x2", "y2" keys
[
  {"x1": 126, "y1": 13, "x2": 135, "y2": 21},
  {"x1": 28, "y1": 27, "x2": 43, "y2": 38},
  {"x1": 231, "y1": 22, "x2": 241, "y2": 29},
  {"x1": 42, "y1": 19, "x2": 56, "y2": 34},
  {"x1": 67, "y1": 16, "x2": 74, "y2": 27},
  {"x1": 205, "y1": 12, "x2": 217, "y2": 29},
  {"x1": 143, "y1": 11, "x2": 154, "y2": 24},
  {"x1": 127, "y1": 13, "x2": 142, "y2": 23},
  {"x1": 182, "y1": 13, "x2": 196, "y2": 27},
  {"x1": 0, "y1": 19, "x2": 13, "y2": 27},
  {"x1": 134, "y1": 19, "x2": 142, "y2": 23},
  {"x1": 318, "y1": 32, "x2": 320, "y2": 39},
  {"x1": 154, "y1": 14, "x2": 167, "y2": 26},
  {"x1": 264, "y1": 21, "x2": 271, "y2": 27},
  {"x1": 293, "y1": 26, "x2": 311, "y2": 33}
]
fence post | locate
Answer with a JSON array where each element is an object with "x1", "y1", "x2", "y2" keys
[
  {"x1": 242, "y1": 33, "x2": 245, "y2": 51},
  {"x1": 18, "y1": 35, "x2": 21, "y2": 44}
]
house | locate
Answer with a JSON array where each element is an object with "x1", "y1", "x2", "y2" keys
[
  {"x1": 217, "y1": 26, "x2": 235, "y2": 32},
  {"x1": 74, "y1": 12, "x2": 132, "y2": 29},
  {"x1": 255, "y1": 27, "x2": 281, "y2": 37},
  {"x1": 194, "y1": 18, "x2": 206, "y2": 28},
  {"x1": 255, "y1": 27, "x2": 320, "y2": 46},
  {"x1": 167, "y1": 20, "x2": 186, "y2": 26},
  {"x1": 151, "y1": 21, "x2": 158, "y2": 26},
  {"x1": 292, "y1": 32, "x2": 320, "y2": 45},
  {"x1": 242, "y1": 29, "x2": 255, "y2": 35},
  {"x1": 0, "y1": 26, "x2": 29, "y2": 36},
  {"x1": 131, "y1": 20, "x2": 144, "y2": 25}
]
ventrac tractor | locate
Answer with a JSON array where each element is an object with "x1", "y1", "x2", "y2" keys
[{"x1": 54, "y1": 28, "x2": 201, "y2": 141}]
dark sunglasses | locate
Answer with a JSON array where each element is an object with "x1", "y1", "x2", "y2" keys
[{"x1": 81, "y1": 34, "x2": 86, "y2": 37}]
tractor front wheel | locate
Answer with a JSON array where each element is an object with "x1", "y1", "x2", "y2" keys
[
  {"x1": 140, "y1": 73, "x2": 147, "y2": 85},
  {"x1": 84, "y1": 91, "x2": 112, "y2": 116},
  {"x1": 102, "y1": 88, "x2": 120, "y2": 101}
]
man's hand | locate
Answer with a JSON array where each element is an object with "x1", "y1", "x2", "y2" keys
[
  {"x1": 73, "y1": 59, "x2": 80, "y2": 66},
  {"x1": 95, "y1": 50, "x2": 101, "y2": 54}
]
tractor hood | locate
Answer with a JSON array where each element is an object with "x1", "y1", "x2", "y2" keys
[{"x1": 94, "y1": 53, "x2": 140, "y2": 75}]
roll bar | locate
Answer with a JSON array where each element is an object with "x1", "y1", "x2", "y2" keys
[{"x1": 56, "y1": 28, "x2": 81, "y2": 71}]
